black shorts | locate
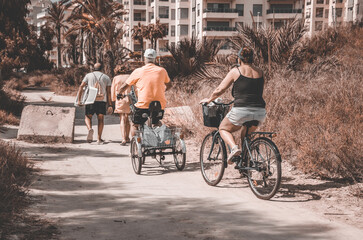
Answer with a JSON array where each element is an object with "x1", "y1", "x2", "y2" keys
[
  {"x1": 85, "y1": 101, "x2": 106, "y2": 115},
  {"x1": 131, "y1": 107, "x2": 164, "y2": 125}
]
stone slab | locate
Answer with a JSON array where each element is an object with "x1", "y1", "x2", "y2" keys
[{"x1": 17, "y1": 105, "x2": 76, "y2": 143}]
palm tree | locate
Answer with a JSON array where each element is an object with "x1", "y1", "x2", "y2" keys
[
  {"x1": 67, "y1": 0, "x2": 126, "y2": 76},
  {"x1": 43, "y1": 0, "x2": 70, "y2": 68},
  {"x1": 131, "y1": 22, "x2": 146, "y2": 60},
  {"x1": 64, "y1": 32, "x2": 79, "y2": 65},
  {"x1": 230, "y1": 18, "x2": 306, "y2": 65},
  {"x1": 144, "y1": 19, "x2": 166, "y2": 50}
]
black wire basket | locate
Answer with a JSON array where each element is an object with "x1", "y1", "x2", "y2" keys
[{"x1": 202, "y1": 104, "x2": 230, "y2": 128}]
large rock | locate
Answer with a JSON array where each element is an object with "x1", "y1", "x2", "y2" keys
[{"x1": 17, "y1": 105, "x2": 76, "y2": 143}]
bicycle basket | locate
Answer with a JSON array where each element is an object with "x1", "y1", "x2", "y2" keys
[
  {"x1": 202, "y1": 104, "x2": 230, "y2": 128},
  {"x1": 135, "y1": 125, "x2": 180, "y2": 148}
]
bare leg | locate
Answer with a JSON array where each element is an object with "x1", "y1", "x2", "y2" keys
[
  {"x1": 125, "y1": 114, "x2": 130, "y2": 141},
  {"x1": 97, "y1": 114, "x2": 104, "y2": 141},
  {"x1": 85, "y1": 114, "x2": 93, "y2": 130},
  {"x1": 219, "y1": 117, "x2": 241, "y2": 149},
  {"x1": 119, "y1": 113, "x2": 130, "y2": 143},
  {"x1": 240, "y1": 125, "x2": 258, "y2": 143}
]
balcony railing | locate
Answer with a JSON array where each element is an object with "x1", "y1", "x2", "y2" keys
[
  {"x1": 203, "y1": 26, "x2": 236, "y2": 31},
  {"x1": 159, "y1": 14, "x2": 169, "y2": 18},
  {"x1": 134, "y1": 1, "x2": 146, "y2": 5},
  {"x1": 134, "y1": 17, "x2": 146, "y2": 21},
  {"x1": 159, "y1": 48, "x2": 169, "y2": 52},
  {"x1": 266, "y1": 9, "x2": 302, "y2": 14},
  {"x1": 204, "y1": 8, "x2": 238, "y2": 13}
]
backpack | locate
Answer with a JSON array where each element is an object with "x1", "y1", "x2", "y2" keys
[{"x1": 93, "y1": 72, "x2": 105, "y2": 101}]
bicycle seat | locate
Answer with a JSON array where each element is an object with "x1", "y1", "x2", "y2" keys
[
  {"x1": 243, "y1": 120, "x2": 259, "y2": 128},
  {"x1": 148, "y1": 101, "x2": 163, "y2": 124}
]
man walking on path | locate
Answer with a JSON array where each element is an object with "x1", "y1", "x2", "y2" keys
[{"x1": 77, "y1": 63, "x2": 113, "y2": 144}]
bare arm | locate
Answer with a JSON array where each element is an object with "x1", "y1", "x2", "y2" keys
[
  {"x1": 77, "y1": 81, "x2": 87, "y2": 104},
  {"x1": 118, "y1": 82, "x2": 129, "y2": 96},
  {"x1": 202, "y1": 69, "x2": 237, "y2": 104},
  {"x1": 165, "y1": 81, "x2": 172, "y2": 91},
  {"x1": 106, "y1": 86, "x2": 112, "y2": 106}
]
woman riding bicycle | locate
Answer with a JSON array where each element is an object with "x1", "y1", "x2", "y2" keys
[{"x1": 200, "y1": 47, "x2": 266, "y2": 164}]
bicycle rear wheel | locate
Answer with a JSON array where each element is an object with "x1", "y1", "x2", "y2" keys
[
  {"x1": 130, "y1": 138, "x2": 142, "y2": 174},
  {"x1": 200, "y1": 132, "x2": 226, "y2": 186},
  {"x1": 246, "y1": 137, "x2": 281, "y2": 200}
]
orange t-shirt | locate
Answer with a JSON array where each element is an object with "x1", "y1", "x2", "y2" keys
[{"x1": 126, "y1": 63, "x2": 170, "y2": 109}]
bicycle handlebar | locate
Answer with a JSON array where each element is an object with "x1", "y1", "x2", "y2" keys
[{"x1": 202, "y1": 100, "x2": 234, "y2": 106}]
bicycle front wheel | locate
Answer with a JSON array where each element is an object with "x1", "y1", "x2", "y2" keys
[
  {"x1": 130, "y1": 138, "x2": 142, "y2": 174},
  {"x1": 200, "y1": 132, "x2": 226, "y2": 186},
  {"x1": 246, "y1": 137, "x2": 281, "y2": 200}
]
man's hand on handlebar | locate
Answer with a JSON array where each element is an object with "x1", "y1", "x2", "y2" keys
[{"x1": 117, "y1": 93, "x2": 126, "y2": 100}]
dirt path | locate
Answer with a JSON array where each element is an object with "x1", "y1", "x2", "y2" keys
[{"x1": 1, "y1": 89, "x2": 362, "y2": 240}]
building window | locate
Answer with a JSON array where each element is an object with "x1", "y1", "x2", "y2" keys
[
  {"x1": 337, "y1": 0, "x2": 343, "y2": 3},
  {"x1": 171, "y1": 9, "x2": 175, "y2": 20},
  {"x1": 326, "y1": 0, "x2": 329, "y2": 4},
  {"x1": 316, "y1": 8, "x2": 324, "y2": 17},
  {"x1": 171, "y1": 25, "x2": 175, "y2": 36},
  {"x1": 192, "y1": 25, "x2": 195, "y2": 36},
  {"x1": 336, "y1": 8, "x2": 342, "y2": 17},
  {"x1": 325, "y1": 9, "x2": 329, "y2": 18},
  {"x1": 236, "y1": 4, "x2": 244, "y2": 16},
  {"x1": 197, "y1": 4, "x2": 200, "y2": 16},
  {"x1": 179, "y1": 24, "x2": 188, "y2": 36},
  {"x1": 178, "y1": 8, "x2": 189, "y2": 19},
  {"x1": 315, "y1": 21, "x2": 323, "y2": 31},
  {"x1": 159, "y1": 6, "x2": 169, "y2": 18},
  {"x1": 197, "y1": 21, "x2": 199, "y2": 34},
  {"x1": 317, "y1": 0, "x2": 324, "y2": 4},
  {"x1": 253, "y1": 4, "x2": 262, "y2": 16}
]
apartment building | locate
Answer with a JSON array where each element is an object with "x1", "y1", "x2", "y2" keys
[
  {"x1": 27, "y1": 0, "x2": 76, "y2": 67},
  {"x1": 121, "y1": 0, "x2": 304, "y2": 55},
  {"x1": 304, "y1": 0, "x2": 363, "y2": 36}
]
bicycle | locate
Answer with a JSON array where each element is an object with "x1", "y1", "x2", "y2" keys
[
  {"x1": 200, "y1": 101, "x2": 282, "y2": 200},
  {"x1": 119, "y1": 88, "x2": 186, "y2": 175}
]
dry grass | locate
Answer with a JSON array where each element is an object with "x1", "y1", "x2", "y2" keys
[
  {"x1": 0, "y1": 140, "x2": 33, "y2": 226},
  {"x1": 167, "y1": 27, "x2": 363, "y2": 181}
]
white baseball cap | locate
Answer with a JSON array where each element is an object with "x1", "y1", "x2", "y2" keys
[{"x1": 144, "y1": 49, "x2": 157, "y2": 59}]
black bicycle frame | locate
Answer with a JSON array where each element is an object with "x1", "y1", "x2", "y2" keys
[{"x1": 206, "y1": 130, "x2": 228, "y2": 168}]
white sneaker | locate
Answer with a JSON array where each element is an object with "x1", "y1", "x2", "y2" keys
[
  {"x1": 87, "y1": 129, "x2": 94, "y2": 143},
  {"x1": 227, "y1": 146, "x2": 241, "y2": 165}
]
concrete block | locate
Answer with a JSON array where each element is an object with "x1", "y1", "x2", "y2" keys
[{"x1": 17, "y1": 105, "x2": 76, "y2": 143}]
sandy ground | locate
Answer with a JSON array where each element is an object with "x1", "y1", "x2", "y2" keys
[{"x1": 1, "y1": 89, "x2": 362, "y2": 240}]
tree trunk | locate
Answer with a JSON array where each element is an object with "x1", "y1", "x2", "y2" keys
[
  {"x1": 140, "y1": 37, "x2": 144, "y2": 61},
  {"x1": 80, "y1": 30, "x2": 84, "y2": 64},
  {"x1": 57, "y1": 26, "x2": 61, "y2": 68},
  {"x1": 103, "y1": 50, "x2": 114, "y2": 78}
]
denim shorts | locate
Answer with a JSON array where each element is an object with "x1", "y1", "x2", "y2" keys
[{"x1": 226, "y1": 107, "x2": 266, "y2": 126}]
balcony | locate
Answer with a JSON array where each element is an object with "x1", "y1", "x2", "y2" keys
[
  {"x1": 266, "y1": 9, "x2": 303, "y2": 19},
  {"x1": 203, "y1": 8, "x2": 239, "y2": 19},
  {"x1": 134, "y1": 17, "x2": 146, "y2": 21},
  {"x1": 159, "y1": 14, "x2": 169, "y2": 18},
  {"x1": 134, "y1": 1, "x2": 146, "y2": 5},
  {"x1": 202, "y1": 26, "x2": 237, "y2": 37}
]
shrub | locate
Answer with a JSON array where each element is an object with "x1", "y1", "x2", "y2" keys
[
  {"x1": 0, "y1": 141, "x2": 32, "y2": 225},
  {"x1": 165, "y1": 37, "x2": 223, "y2": 79}
]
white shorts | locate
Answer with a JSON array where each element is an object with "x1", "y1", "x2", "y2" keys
[{"x1": 226, "y1": 107, "x2": 266, "y2": 126}]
